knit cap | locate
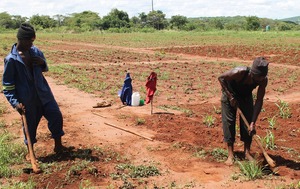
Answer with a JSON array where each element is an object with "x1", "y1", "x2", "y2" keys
[{"x1": 17, "y1": 23, "x2": 36, "y2": 40}]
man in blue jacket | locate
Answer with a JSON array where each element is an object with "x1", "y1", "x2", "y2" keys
[{"x1": 2, "y1": 23, "x2": 65, "y2": 157}]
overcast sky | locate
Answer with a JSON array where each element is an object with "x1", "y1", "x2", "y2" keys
[{"x1": 0, "y1": 0, "x2": 299, "y2": 20}]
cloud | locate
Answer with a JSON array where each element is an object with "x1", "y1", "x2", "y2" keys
[{"x1": 0, "y1": 0, "x2": 299, "y2": 19}]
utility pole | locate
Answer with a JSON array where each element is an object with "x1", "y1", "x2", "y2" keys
[{"x1": 152, "y1": 0, "x2": 154, "y2": 11}]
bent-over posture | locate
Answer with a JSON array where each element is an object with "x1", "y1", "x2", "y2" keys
[{"x1": 218, "y1": 57, "x2": 269, "y2": 165}]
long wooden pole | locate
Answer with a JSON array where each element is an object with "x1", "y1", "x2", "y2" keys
[
  {"x1": 104, "y1": 122, "x2": 153, "y2": 141},
  {"x1": 151, "y1": 100, "x2": 153, "y2": 115},
  {"x1": 22, "y1": 114, "x2": 42, "y2": 173}
]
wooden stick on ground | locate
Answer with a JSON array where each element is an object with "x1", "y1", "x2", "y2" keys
[
  {"x1": 91, "y1": 111, "x2": 107, "y2": 118},
  {"x1": 104, "y1": 122, "x2": 153, "y2": 141}
]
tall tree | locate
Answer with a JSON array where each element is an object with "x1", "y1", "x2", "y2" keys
[
  {"x1": 208, "y1": 18, "x2": 224, "y2": 30},
  {"x1": 63, "y1": 11, "x2": 101, "y2": 31},
  {"x1": 29, "y1": 14, "x2": 57, "y2": 29},
  {"x1": 170, "y1": 15, "x2": 188, "y2": 30},
  {"x1": 246, "y1": 16, "x2": 260, "y2": 31},
  {"x1": 139, "y1": 12, "x2": 148, "y2": 27},
  {"x1": 11, "y1": 15, "x2": 27, "y2": 28},
  {"x1": 146, "y1": 10, "x2": 168, "y2": 30},
  {"x1": 0, "y1": 12, "x2": 13, "y2": 29},
  {"x1": 101, "y1": 8, "x2": 130, "y2": 29},
  {"x1": 53, "y1": 14, "x2": 65, "y2": 27}
]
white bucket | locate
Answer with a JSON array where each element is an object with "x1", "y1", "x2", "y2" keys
[{"x1": 131, "y1": 92, "x2": 140, "y2": 106}]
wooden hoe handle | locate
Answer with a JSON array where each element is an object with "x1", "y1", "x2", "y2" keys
[
  {"x1": 237, "y1": 108, "x2": 276, "y2": 168},
  {"x1": 21, "y1": 114, "x2": 41, "y2": 173}
]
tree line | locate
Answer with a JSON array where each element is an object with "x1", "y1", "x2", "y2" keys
[{"x1": 0, "y1": 9, "x2": 299, "y2": 33}]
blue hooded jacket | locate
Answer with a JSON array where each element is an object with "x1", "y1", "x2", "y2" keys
[
  {"x1": 2, "y1": 44, "x2": 55, "y2": 108},
  {"x1": 120, "y1": 73, "x2": 132, "y2": 106}
]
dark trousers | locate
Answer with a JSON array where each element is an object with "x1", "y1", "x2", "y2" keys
[
  {"x1": 23, "y1": 99, "x2": 64, "y2": 145},
  {"x1": 221, "y1": 92, "x2": 253, "y2": 144}
]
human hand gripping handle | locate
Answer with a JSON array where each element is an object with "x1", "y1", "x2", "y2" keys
[
  {"x1": 15, "y1": 103, "x2": 25, "y2": 115},
  {"x1": 237, "y1": 107, "x2": 276, "y2": 168},
  {"x1": 249, "y1": 122, "x2": 256, "y2": 136}
]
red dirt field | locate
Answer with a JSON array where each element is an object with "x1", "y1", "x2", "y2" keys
[{"x1": 1, "y1": 39, "x2": 299, "y2": 189}]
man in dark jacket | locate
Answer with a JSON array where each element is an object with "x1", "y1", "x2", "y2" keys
[
  {"x1": 2, "y1": 23, "x2": 65, "y2": 158},
  {"x1": 218, "y1": 57, "x2": 269, "y2": 165}
]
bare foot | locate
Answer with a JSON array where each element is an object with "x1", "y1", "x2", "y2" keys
[
  {"x1": 225, "y1": 157, "x2": 234, "y2": 166},
  {"x1": 245, "y1": 152, "x2": 255, "y2": 161}
]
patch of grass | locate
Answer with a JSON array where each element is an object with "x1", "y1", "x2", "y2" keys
[
  {"x1": 231, "y1": 173, "x2": 240, "y2": 181},
  {"x1": 262, "y1": 130, "x2": 276, "y2": 150},
  {"x1": 79, "y1": 179, "x2": 96, "y2": 189},
  {"x1": 158, "y1": 104, "x2": 193, "y2": 117},
  {"x1": 0, "y1": 119, "x2": 6, "y2": 128},
  {"x1": 211, "y1": 148, "x2": 228, "y2": 162},
  {"x1": 0, "y1": 179, "x2": 36, "y2": 189},
  {"x1": 213, "y1": 105, "x2": 221, "y2": 114},
  {"x1": 275, "y1": 181, "x2": 300, "y2": 189},
  {"x1": 202, "y1": 114, "x2": 215, "y2": 127},
  {"x1": 119, "y1": 180, "x2": 136, "y2": 189},
  {"x1": 65, "y1": 160, "x2": 91, "y2": 181},
  {"x1": 0, "y1": 131, "x2": 27, "y2": 178},
  {"x1": 117, "y1": 114, "x2": 131, "y2": 120},
  {"x1": 237, "y1": 161, "x2": 263, "y2": 180},
  {"x1": 171, "y1": 142, "x2": 184, "y2": 149},
  {"x1": 135, "y1": 117, "x2": 146, "y2": 125},
  {"x1": 268, "y1": 116, "x2": 277, "y2": 130},
  {"x1": 275, "y1": 99, "x2": 291, "y2": 119},
  {"x1": 193, "y1": 148, "x2": 207, "y2": 159},
  {"x1": 0, "y1": 103, "x2": 8, "y2": 116},
  {"x1": 287, "y1": 73, "x2": 298, "y2": 87},
  {"x1": 112, "y1": 163, "x2": 160, "y2": 179},
  {"x1": 97, "y1": 146, "x2": 125, "y2": 162},
  {"x1": 158, "y1": 71, "x2": 170, "y2": 80}
]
